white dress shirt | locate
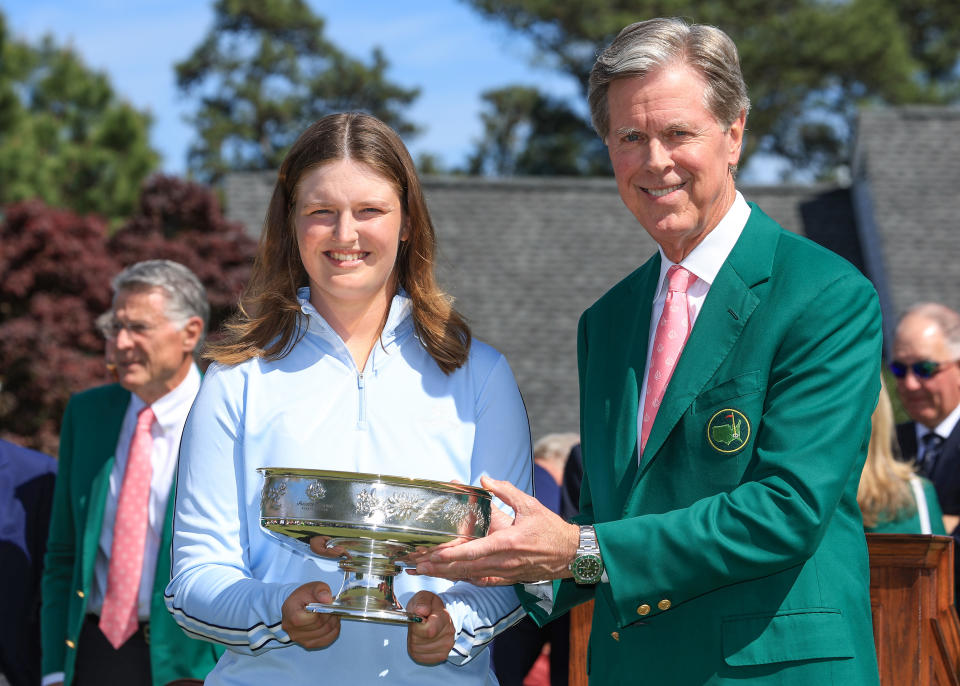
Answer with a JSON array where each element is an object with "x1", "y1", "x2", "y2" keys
[
  {"x1": 88, "y1": 364, "x2": 201, "y2": 620},
  {"x1": 636, "y1": 192, "x2": 751, "y2": 454}
]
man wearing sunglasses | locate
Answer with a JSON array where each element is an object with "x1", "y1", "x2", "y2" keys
[{"x1": 891, "y1": 303, "x2": 960, "y2": 600}]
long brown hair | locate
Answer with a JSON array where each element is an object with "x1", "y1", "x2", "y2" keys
[
  {"x1": 858, "y1": 376, "x2": 916, "y2": 528},
  {"x1": 207, "y1": 112, "x2": 471, "y2": 372}
]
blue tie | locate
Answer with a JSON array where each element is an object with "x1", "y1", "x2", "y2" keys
[{"x1": 920, "y1": 433, "x2": 945, "y2": 476}]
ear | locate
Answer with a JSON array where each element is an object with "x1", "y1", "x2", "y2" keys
[
  {"x1": 181, "y1": 316, "x2": 204, "y2": 354},
  {"x1": 726, "y1": 108, "x2": 747, "y2": 166},
  {"x1": 400, "y1": 217, "x2": 411, "y2": 242}
]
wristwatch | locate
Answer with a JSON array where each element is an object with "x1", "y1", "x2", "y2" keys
[{"x1": 569, "y1": 525, "x2": 604, "y2": 584}]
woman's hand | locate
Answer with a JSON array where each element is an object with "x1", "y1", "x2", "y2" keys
[
  {"x1": 281, "y1": 581, "x2": 341, "y2": 650},
  {"x1": 309, "y1": 536, "x2": 349, "y2": 559},
  {"x1": 406, "y1": 591, "x2": 455, "y2": 665}
]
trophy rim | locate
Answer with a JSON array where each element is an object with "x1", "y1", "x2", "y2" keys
[{"x1": 256, "y1": 467, "x2": 491, "y2": 499}]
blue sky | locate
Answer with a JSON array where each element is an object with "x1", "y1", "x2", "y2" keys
[{"x1": 1, "y1": 0, "x2": 584, "y2": 174}]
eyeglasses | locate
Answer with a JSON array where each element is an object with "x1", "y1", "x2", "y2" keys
[
  {"x1": 889, "y1": 359, "x2": 954, "y2": 380},
  {"x1": 97, "y1": 317, "x2": 159, "y2": 339}
]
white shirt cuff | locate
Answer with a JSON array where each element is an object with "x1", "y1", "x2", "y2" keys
[
  {"x1": 42, "y1": 672, "x2": 66, "y2": 686},
  {"x1": 523, "y1": 580, "x2": 555, "y2": 614}
]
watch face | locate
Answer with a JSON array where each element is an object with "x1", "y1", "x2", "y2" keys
[{"x1": 572, "y1": 553, "x2": 603, "y2": 584}]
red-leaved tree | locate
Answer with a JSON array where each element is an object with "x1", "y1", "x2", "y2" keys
[
  {"x1": 108, "y1": 175, "x2": 257, "y2": 332},
  {"x1": 0, "y1": 175, "x2": 258, "y2": 454},
  {"x1": 0, "y1": 201, "x2": 120, "y2": 452}
]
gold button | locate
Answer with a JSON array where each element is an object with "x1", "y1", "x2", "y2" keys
[
  {"x1": 76, "y1": 590, "x2": 85, "y2": 598},
  {"x1": 637, "y1": 604, "x2": 651, "y2": 616},
  {"x1": 65, "y1": 640, "x2": 76, "y2": 649},
  {"x1": 658, "y1": 599, "x2": 672, "y2": 611},
  {"x1": 611, "y1": 631, "x2": 620, "y2": 641}
]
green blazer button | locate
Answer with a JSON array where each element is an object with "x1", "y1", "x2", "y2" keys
[
  {"x1": 76, "y1": 590, "x2": 84, "y2": 598},
  {"x1": 637, "y1": 604, "x2": 651, "y2": 615},
  {"x1": 611, "y1": 631, "x2": 620, "y2": 641},
  {"x1": 65, "y1": 640, "x2": 75, "y2": 649},
  {"x1": 658, "y1": 599, "x2": 672, "y2": 611}
]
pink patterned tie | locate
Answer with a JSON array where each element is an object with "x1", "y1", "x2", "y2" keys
[
  {"x1": 100, "y1": 405, "x2": 155, "y2": 649},
  {"x1": 640, "y1": 265, "x2": 697, "y2": 454}
]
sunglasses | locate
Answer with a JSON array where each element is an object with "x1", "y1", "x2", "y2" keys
[{"x1": 889, "y1": 359, "x2": 951, "y2": 380}]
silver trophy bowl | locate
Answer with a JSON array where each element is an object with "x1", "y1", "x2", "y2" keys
[{"x1": 258, "y1": 467, "x2": 492, "y2": 624}]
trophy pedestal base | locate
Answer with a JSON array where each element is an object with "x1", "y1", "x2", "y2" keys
[
  {"x1": 305, "y1": 602, "x2": 421, "y2": 624},
  {"x1": 305, "y1": 538, "x2": 423, "y2": 624}
]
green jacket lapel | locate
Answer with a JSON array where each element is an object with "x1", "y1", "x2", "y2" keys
[
  {"x1": 80, "y1": 387, "x2": 131, "y2": 590},
  {"x1": 639, "y1": 204, "x2": 779, "y2": 473},
  {"x1": 80, "y1": 458, "x2": 114, "y2": 590}
]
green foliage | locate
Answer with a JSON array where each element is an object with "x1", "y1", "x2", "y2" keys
[
  {"x1": 462, "y1": 0, "x2": 960, "y2": 180},
  {"x1": 0, "y1": 13, "x2": 158, "y2": 220},
  {"x1": 0, "y1": 201, "x2": 120, "y2": 453},
  {"x1": 467, "y1": 86, "x2": 610, "y2": 175},
  {"x1": 176, "y1": 0, "x2": 420, "y2": 183}
]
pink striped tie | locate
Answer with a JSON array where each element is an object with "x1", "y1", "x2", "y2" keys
[
  {"x1": 640, "y1": 265, "x2": 697, "y2": 454},
  {"x1": 99, "y1": 405, "x2": 155, "y2": 649}
]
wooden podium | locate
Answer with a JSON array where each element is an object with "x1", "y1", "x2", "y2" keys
[
  {"x1": 568, "y1": 535, "x2": 960, "y2": 686},
  {"x1": 569, "y1": 600, "x2": 593, "y2": 686},
  {"x1": 867, "y1": 533, "x2": 960, "y2": 686}
]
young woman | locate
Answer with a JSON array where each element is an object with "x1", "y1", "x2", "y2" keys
[{"x1": 165, "y1": 112, "x2": 532, "y2": 685}]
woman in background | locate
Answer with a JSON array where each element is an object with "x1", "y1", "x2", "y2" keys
[{"x1": 859, "y1": 377, "x2": 945, "y2": 534}]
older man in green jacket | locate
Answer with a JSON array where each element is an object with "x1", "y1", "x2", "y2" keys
[
  {"x1": 417, "y1": 18, "x2": 881, "y2": 685},
  {"x1": 41, "y1": 261, "x2": 221, "y2": 686}
]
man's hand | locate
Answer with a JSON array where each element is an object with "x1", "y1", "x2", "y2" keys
[
  {"x1": 281, "y1": 581, "x2": 341, "y2": 650},
  {"x1": 406, "y1": 591, "x2": 455, "y2": 665},
  {"x1": 944, "y1": 514, "x2": 959, "y2": 535},
  {"x1": 413, "y1": 476, "x2": 580, "y2": 585}
]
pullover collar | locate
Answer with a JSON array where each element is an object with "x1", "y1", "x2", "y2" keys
[{"x1": 296, "y1": 287, "x2": 414, "y2": 372}]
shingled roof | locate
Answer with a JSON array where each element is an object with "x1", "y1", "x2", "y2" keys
[
  {"x1": 225, "y1": 172, "x2": 864, "y2": 440},
  {"x1": 851, "y1": 105, "x2": 960, "y2": 349}
]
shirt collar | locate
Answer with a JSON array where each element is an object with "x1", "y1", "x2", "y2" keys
[
  {"x1": 296, "y1": 287, "x2": 414, "y2": 344},
  {"x1": 130, "y1": 363, "x2": 201, "y2": 433},
  {"x1": 653, "y1": 191, "x2": 751, "y2": 298},
  {"x1": 917, "y1": 401, "x2": 960, "y2": 442}
]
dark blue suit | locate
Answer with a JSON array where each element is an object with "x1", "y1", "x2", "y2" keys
[
  {"x1": 897, "y1": 420, "x2": 960, "y2": 515},
  {"x1": 0, "y1": 439, "x2": 57, "y2": 686}
]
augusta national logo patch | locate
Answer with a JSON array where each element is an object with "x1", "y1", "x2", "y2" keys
[{"x1": 707, "y1": 409, "x2": 750, "y2": 453}]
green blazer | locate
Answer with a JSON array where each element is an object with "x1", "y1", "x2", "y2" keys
[
  {"x1": 521, "y1": 205, "x2": 882, "y2": 684},
  {"x1": 41, "y1": 384, "x2": 221, "y2": 686}
]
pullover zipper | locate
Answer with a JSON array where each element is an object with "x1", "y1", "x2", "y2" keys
[{"x1": 357, "y1": 371, "x2": 367, "y2": 429}]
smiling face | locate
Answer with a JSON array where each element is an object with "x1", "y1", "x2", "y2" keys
[
  {"x1": 606, "y1": 64, "x2": 745, "y2": 262},
  {"x1": 893, "y1": 314, "x2": 960, "y2": 428},
  {"x1": 111, "y1": 287, "x2": 202, "y2": 405},
  {"x1": 294, "y1": 159, "x2": 408, "y2": 323}
]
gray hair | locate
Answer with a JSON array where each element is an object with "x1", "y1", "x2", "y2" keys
[
  {"x1": 899, "y1": 303, "x2": 960, "y2": 358},
  {"x1": 588, "y1": 17, "x2": 751, "y2": 141},
  {"x1": 533, "y1": 432, "x2": 580, "y2": 467},
  {"x1": 112, "y1": 259, "x2": 209, "y2": 337}
]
